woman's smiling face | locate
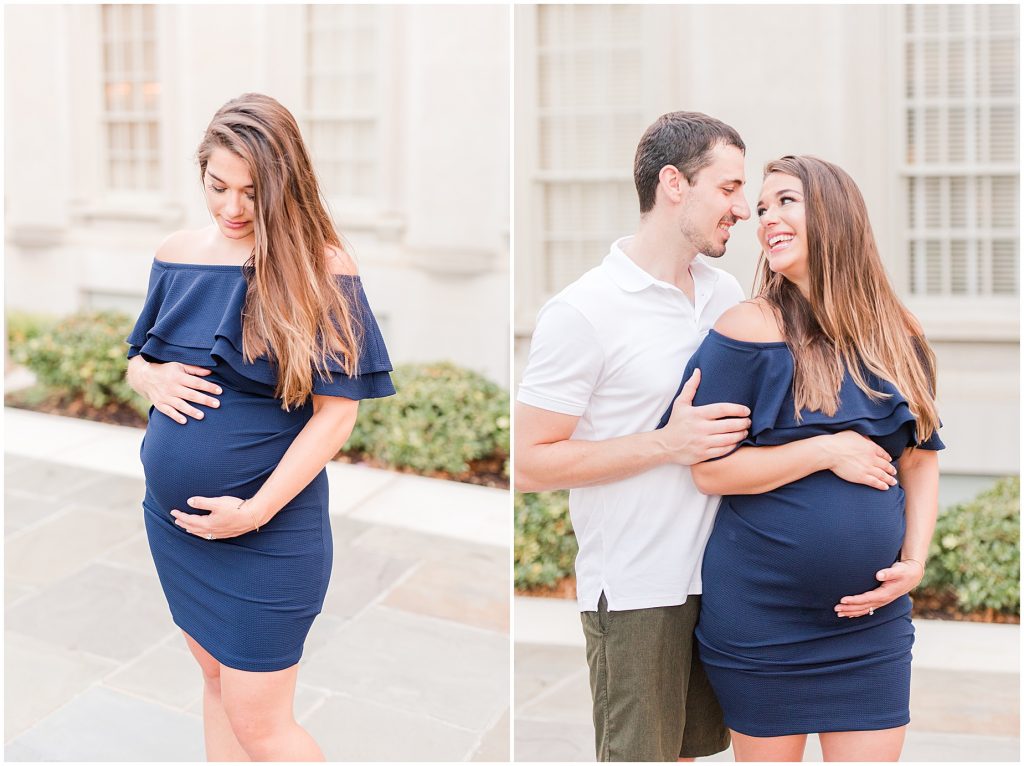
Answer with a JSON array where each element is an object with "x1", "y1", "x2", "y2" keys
[{"x1": 756, "y1": 172, "x2": 808, "y2": 286}]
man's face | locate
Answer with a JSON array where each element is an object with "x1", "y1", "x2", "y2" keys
[{"x1": 677, "y1": 143, "x2": 750, "y2": 258}]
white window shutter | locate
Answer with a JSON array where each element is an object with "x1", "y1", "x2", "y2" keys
[
  {"x1": 535, "y1": 4, "x2": 645, "y2": 298},
  {"x1": 304, "y1": 6, "x2": 380, "y2": 203},
  {"x1": 903, "y1": 4, "x2": 1019, "y2": 297},
  {"x1": 100, "y1": 5, "x2": 160, "y2": 193}
]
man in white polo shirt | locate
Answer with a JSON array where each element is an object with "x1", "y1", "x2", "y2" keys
[
  {"x1": 517, "y1": 112, "x2": 751, "y2": 761},
  {"x1": 516, "y1": 113, "x2": 887, "y2": 761}
]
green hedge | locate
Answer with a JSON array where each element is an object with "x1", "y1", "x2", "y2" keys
[
  {"x1": 515, "y1": 479, "x2": 1021, "y2": 616},
  {"x1": 344, "y1": 361, "x2": 509, "y2": 477},
  {"x1": 8, "y1": 310, "x2": 148, "y2": 415},
  {"x1": 918, "y1": 477, "x2": 1020, "y2": 615},
  {"x1": 7, "y1": 312, "x2": 509, "y2": 479},
  {"x1": 515, "y1": 490, "x2": 577, "y2": 589},
  {"x1": 7, "y1": 310, "x2": 55, "y2": 348}
]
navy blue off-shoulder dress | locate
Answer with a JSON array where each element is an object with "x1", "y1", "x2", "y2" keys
[
  {"x1": 659, "y1": 329, "x2": 943, "y2": 736},
  {"x1": 127, "y1": 259, "x2": 395, "y2": 672}
]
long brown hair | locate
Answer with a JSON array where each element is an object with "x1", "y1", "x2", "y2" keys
[
  {"x1": 197, "y1": 93, "x2": 361, "y2": 410},
  {"x1": 754, "y1": 155, "x2": 939, "y2": 443}
]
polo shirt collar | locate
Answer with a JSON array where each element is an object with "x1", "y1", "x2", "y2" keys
[
  {"x1": 604, "y1": 236, "x2": 721, "y2": 294},
  {"x1": 689, "y1": 254, "x2": 721, "y2": 287},
  {"x1": 603, "y1": 237, "x2": 657, "y2": 293}
]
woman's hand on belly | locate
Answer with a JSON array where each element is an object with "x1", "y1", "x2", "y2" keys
[
  {"x1": 128, "y1": 357, "x2": 222, "y2": 424},
  {"x1": 822, "y1": 431, "x2": 898, "y2": 490},
  {"x1": 170, "y1": 495, "x2": 263, "y2": 540},
  {"x1": 833, "y1": 559, "x2": 925, "y2": 619}
]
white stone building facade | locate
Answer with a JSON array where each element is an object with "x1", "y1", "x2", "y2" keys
[
  {"x1": 5, "y1": 4, "x2": 510, "y2": 383},
  {"x1": 514, "y1": 4, "x2": 1019, "y2": 488}
]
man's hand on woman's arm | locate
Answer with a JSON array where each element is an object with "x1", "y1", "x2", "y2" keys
[
  {"x1": 126, "y1": 355, "x2": 222, "y2": 424},
  {"x1": 514, "y1": 369, "x2": 751, "y2": 493}
]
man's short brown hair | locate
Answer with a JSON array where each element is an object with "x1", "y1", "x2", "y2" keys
[{"x1": 634, "y1": 112, "x2": 745, "y2": 214}]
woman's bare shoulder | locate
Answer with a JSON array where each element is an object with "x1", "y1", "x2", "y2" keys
[
  {"x1": 154, "y1": 228, "x2": 212, "y2": 264},
  {"x1": 325, "y1": 245, "x2": 358, "y2": 276},
  {"x1": 713, "y1": 298, "x2": 785, "y2": 343}
]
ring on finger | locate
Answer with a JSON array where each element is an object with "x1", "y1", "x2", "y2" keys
[{"x1": 868, "y1": 608, "x2": 875, "y2": 615}]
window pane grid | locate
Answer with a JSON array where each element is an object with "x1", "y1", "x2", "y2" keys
[
  {"x1": 903, "y1": 4, "x2": 1019, "y2": 297},
  {"x1": 100, "y1": 4, "x2": 160, "y2": 192},
  {"x1": 304, "y1": 5, "x2": 379, "y2": 201},
  {"x1": 535, "y1": 5, "x2": 645, "y2": 297}
]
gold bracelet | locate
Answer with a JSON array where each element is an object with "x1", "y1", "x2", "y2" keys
[{"x1": 237, "y1": 499, "x2": 260, "y2": 533}]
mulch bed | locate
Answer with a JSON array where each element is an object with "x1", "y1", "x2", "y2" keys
[
  {"x1": 519, "y1": 577, "x2": 578, "y2": 600},
  {"x1": 331, "y1": 452, "x2": 508, "y2": 489},
  {"x1": 911, "y1": 590, "x2": 1019, "y2": 624},
  {"x1": 517, "y1": 577, "x2": 1019, "y2": 624},
  {"x1": 4, "y1": 390, "x2": 509, "y2": 490},
  {"x1": 5, "y1": 389, "x2": 149, "y2": 429}
]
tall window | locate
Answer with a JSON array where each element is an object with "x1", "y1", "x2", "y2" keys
[
  {"x1": 305, "y1": 5, "x2": 380, "y2": 203},
  {"x1": 100, "y1": 4, "x2": 160, "y2": 192},
  {"x1": 903, "y1": 4, "x2": 1019, "y2": 297},
  {"x1": 534, "y1": 4, "x2": 646, "y2": 296}
]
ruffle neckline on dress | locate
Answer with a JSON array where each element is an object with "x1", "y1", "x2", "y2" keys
[{"x1": 127, "y1": 259, "x2": 395, "y2": 399}]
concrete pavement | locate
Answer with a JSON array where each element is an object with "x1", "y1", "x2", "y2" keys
[
  {"x1": 4, "y1": 408, "x2": 510, "y2": 762},
  {"x1": 6, "y1": 405, "x2": 1019, "y2": 762},
  {"x1": 514, "y1": 596, "x2": 1020, "y2": 762}
]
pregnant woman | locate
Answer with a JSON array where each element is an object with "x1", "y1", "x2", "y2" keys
[
  {"x1": 125, "y1": 93, "x2": 394, "y2": 761},
  {"x1": 663, "y1": 156, "x2": 942, "y2": 761}
]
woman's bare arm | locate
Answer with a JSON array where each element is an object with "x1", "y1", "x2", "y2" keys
[
  {"x1": 244, "y1": 395, "x2": 359, "y2": 525},
  {"x1": 834, "y1": 446, "x2": 939, "y2": 618},
  {"x1": 691, "y1": 431, "x2": 898, "y2": 495},
  {"x1": 170, "y1": 395, "x2": 358, "y2": 538}
]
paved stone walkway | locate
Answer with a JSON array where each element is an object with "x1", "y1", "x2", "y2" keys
[
  {"x1": 514, "y1": 597, "x2": 1020, "y2": 762},
  {"x1": 4, "y1": 409, "x2": 509, "y2": 762}
]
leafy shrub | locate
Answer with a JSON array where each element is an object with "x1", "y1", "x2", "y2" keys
[
  {"x1": 918, "y1": 477, "x2": 1020, "y2": 615},
  {"x1": 9, "y1": 310, "x2": 147, "y2": 414},
  {"x1": 515, "y1": 490, "x2": 577, "y2": 589},
  {"x1": 513, "y1": 478, "x2": 1022, "y2": 608},
  {"x1": 343, "y1": 361, "x2": 510, "y2": 477},
  {"x1": 6, "y1": 311, "x2": 55, "y2": 348},
  {"x1": 9, "y1": 313, "x2": 509, "y2": 480}
]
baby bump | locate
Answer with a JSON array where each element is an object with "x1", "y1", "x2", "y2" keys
[
  {"x1": 706, "y1": 472, "x2": 906, "y2": 608},
  {"x1": 140, "y1": 384, "x2": 310, "y2": 514}
]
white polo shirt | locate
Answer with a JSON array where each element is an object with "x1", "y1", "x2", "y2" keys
[{"x1": 518, "y1": 236, "x2": 745, "y2": 612}]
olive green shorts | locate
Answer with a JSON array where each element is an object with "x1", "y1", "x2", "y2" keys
[{"x1": 581, "y1": 593, "x2": 730, "y2": 762}]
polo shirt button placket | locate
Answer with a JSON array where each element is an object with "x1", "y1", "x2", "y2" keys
[{"x1": 517, "y1": 234, "x2": 748, "y2": 613}]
